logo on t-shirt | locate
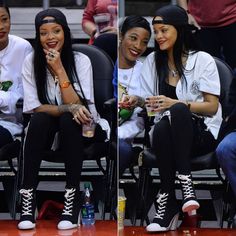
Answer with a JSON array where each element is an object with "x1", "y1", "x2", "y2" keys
[{"x1": 190, "y1": 80, "x2": 200, "y2": 95}]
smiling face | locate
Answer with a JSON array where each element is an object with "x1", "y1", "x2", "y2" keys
[
  {"x1": 119, "y1": 27, "x2": 150, "y2": 68},
  {"x1": 0, "y1": 7, "x2": 10, "y2": 50},
  {"x1": 152, "y1": 16, "x2": 177, "y2": 52},
  {"x1": 39, "y1": 16, "x2": 64, "y2": 51}
]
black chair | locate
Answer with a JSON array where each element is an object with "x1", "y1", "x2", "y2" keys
[
  {"x1": 16, "y1": 44, "x2": 116, "y2": 219},
  {"x1": 0, "y1": 140, "x2": 21, "y2": 218},
  {"x1": 0, "y1": 99, "x2": 23, "y2": 218},
  {"x1": 93, "y1": 33, "x2": 117, "y2": 64},
  {"x1": 134, "y1": 57, "x2": 234, "y2": 226}
]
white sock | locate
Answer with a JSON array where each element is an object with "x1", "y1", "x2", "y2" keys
[{"x1": 188, "y1": 210, "x2": 196, "y2": 216}]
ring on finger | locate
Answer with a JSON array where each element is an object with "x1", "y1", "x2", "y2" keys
[{"x1": 48, "y1": 52, "x2": 54, "y2": 58}]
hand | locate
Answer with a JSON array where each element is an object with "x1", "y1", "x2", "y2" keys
[
  {"x1": 69, "y1": 104, "x2": 92, "y2": 125},
  {"x1": 146, "y1": 95, "x2": 176, "y2": 112},
  {"x1": 119, "y1": 95, "x2": 139, "y2": 109},
  {"x1": 43, "y1": 48, "x2": 64, "y2": 75},
  {"x1": 188, "y1": 13, "x2": 201, "y2": 30},
  {"x1": 100, "y1": 26, "x2": 117, "y2": 34}
]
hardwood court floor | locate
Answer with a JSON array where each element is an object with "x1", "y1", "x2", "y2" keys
[
  {"x1": 120, "y1": 226, "x2": 236, "y2": 236},
  {"x1": 0, "y1": 220, "x2": 117, "y2": 236}
]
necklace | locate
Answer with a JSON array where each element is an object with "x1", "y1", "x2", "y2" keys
[
  {"x1": 119, "y1": 65, "x2": 135, "y2": 99},
  {"x1": 168, "y1": 60, "x2": 179, "y2": 78},
  {"x1": 169, "y1": 69, "x2": 179, "y2": 77}
]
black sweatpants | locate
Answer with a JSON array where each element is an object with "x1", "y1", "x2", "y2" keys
[
  {"x1": 22, "y1": 112, "x2": 106, "y2": 189},
  {"x1": 0, "y1": 125, "x2": 13, "y2": 148},
  {"x1": 152, "y1": 103, "x2": 217, "y2": 194}
]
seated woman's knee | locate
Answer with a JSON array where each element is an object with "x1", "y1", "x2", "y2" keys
[
  {"x1": 59, "y1": 112, "x2": 81, "y2": 129},
  {"x1": 30, "y1": 112, "x2": 53, "y2": 126},
  {"x1": 60, "y1": 112, "x2": 73, "y2": 122},
  {"x1": 169, "y1": 102, "x2": 189, "y2": 116}
]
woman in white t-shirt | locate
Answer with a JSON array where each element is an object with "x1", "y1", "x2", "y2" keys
[
  {"x1": 18, "y1": 9, "x2": 107, "y2": 231},
  {"x1": 118, "y1": 16, "x2": 151, "y2": 175},
  {"x1": 120, "y1": 5, "x2": 222, "y2": 232},
  {"x1": 0, "y1": 4, "x2": 32, "y2": 147}
]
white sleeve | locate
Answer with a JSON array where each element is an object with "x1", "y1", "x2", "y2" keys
[
  {"x1": 140, "y1": 52, "x2": 159, "y2": 98},
  {"x1": 118, "y1": 107, "x2": 144, "y2": 140},
  {"x1": 22, "y1": 54, "x2": 41, "y2": 113},
  {"x1": 0, "y1": 43, "x2": 33, "y2": 114},
  {"x1": 199, "y1": 54, "x2": 220, "y2": 96}
]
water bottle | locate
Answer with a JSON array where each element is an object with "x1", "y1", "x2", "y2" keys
[{"x1": 81, "y1": 183, "x2": 95, "y2": 225}]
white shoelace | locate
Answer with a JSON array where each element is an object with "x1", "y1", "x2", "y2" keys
[
  {"x1": 20, "y1": 189, "x2": 34, "y2": 216},
  {"x1": 154, "y1": 192, "x2": 169, "y2": 219},
  {"x1": 178, "y1": 175, "x2": 195, "y2": 199},
  {"x1": 62, "y1": 188, "x2": 76, "y2": 216}
]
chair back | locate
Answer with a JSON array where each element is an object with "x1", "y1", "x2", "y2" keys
[
  {"x1": 72, "y1": 44, "x2": 114, "y2": 118},
  {"x1": 214, "y1": 57, "x2": 234, "y2": 117}
]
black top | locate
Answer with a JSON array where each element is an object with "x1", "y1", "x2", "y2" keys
[{"x1": 164, "y1": 81, "x2": 178, "y2": 99}]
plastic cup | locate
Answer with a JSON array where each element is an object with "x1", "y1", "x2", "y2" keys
[
  {"x1": 146, "y1": 106, "x2": 157, "y2": 117},
  {"x1": 118, "y1": 196, "x2": 126, "y2": 230},
  {"x1": 93, "y1": 13, "x2": 111, "y2": 33},
  {"x1": 145, "y1": 97, "x2": 158, "y2": 117},
  {"x1": 82, "y1": 119, "x2": 96, "y2": 138}
]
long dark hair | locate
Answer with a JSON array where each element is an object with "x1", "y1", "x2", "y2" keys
[
  {"x1": 154, "y1": 24, "x2": 199, "y2": 94},
  {"x1": 33, "y1": 9, "x2": 83, "y2": 105}
]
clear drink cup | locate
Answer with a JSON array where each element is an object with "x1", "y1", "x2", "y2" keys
[
  {"x1": 82, "y1": 119, "x2": 96, "y2": 138},
  {"x1": 145, "y1": 96, "x2": 158, "y2": 117}
]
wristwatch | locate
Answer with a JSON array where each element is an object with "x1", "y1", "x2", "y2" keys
[{"x1": 60, "y1": 81, "x2": 71, "y2": 89}]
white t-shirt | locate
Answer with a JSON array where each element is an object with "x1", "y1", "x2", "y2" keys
[
  {"x1": 0, "y1": 35, "x2": 32, "y2": 138},
  {"x1": 22, "y1": 51, "x2": 95, "y2": 112},
  {"x1": 140, "y1": 51, "x2": 222, "y2": 139},
  {"x1": 22, "y1": 51, "x2": 110, "y2": 139},
  {"x1": 118, "y1": 60, "x2": 144, "y2": 140}
]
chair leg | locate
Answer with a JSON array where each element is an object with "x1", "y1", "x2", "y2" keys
[
  {"x1": 134, "y1": 166, "x2": 151, "y2": 226},
  {"x1": 2, "y1": 176, "x2": 17, "y2": 218},
  {"x1": 132, "y1": 166, "x2": 143, "y2": 226},
  {"x1": 102, "y1": 157, "x2": 116, "y2": 220},
  {"x1": 222, "y1": 181, "x2": 235, "y2": 228},
  {"x1": 140, "y1": 168, "x2": 151, "y2": 226},
  {"x1": 11, "y1": 175, "x2": 18, "y2": 219},
  {"x1": 109, "y1": 160, "x2": 117, "y2": 220}
]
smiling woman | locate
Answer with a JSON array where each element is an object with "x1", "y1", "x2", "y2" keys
[
  {"x1": 18, "y1": 8, "x2": 108, "y2": 231},
  {"x1": 118, "y1": 16, "x2": 151, "y2": 175},
  {"x1": 120, "y1": 5, "x2": 222, "y2": 233},
  {"x1": 0, "y1": 3, "x2": 32, "y2": 148}
]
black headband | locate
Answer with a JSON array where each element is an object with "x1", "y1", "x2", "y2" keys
[{"x1": 40, "y1": 19, "x2": 57, "y2": 25}]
